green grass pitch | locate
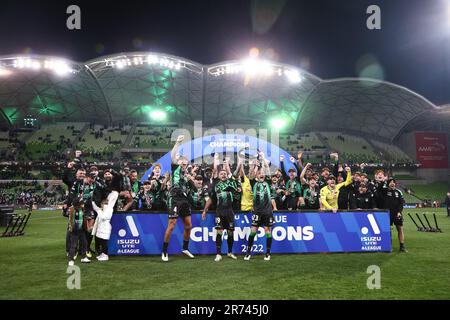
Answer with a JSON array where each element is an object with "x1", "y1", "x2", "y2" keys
[{"x1": 0, "y1": 208, "x2": 449, "y2": 299}]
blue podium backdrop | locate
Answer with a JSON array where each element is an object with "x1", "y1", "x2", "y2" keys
[
  {"x1": 140, "y1": 134, "x2": 296, "y2": 183},
  {"x1": 109, "y1": 211, "x2": 392, "y2": 255}
]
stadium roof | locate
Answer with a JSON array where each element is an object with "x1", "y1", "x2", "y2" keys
[{"x1": 0, "y1": 52, "x2": 447, "y2": 141}]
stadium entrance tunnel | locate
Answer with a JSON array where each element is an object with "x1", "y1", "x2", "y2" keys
[{"x1": 141, "y1": 134, "x2": 296, "y2": 182}]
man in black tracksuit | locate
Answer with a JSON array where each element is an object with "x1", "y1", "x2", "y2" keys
[
  {"x1": 62, "y1": 162, "x2": 86, "y2": 257},
  {"x1": 372, "y1": 169, "x2": 388, "y2": 209},
  {"x1": 383, "y1": 178, "x2": 407, "y2": 252},
  {"x1": 350, "y1": 183, "x2": 375, "y2": 210}
]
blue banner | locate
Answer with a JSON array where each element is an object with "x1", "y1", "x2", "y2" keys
[
  {"x1": 141, "y1": 134, "x2": 296, "y2": 182},
  {"x1": 109, "y1": 211, "x2": 392, "y2": 255}
]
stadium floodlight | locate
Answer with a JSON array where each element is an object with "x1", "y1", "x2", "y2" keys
[
  {"x1": 52, "y1": 60, "x2": 71, "y2": 76},
  {"x1": 116, "y1": 60, "x2": 125, "y2": 69},
  {"x1": 150, "y1": 110, "x2": 167, "y2": 121},
  {"x1": 284, "y1": 69, "x2": 302, "y2": 83},
  {"x1": 243, "y1": 58, "x2": 259, "y2": 75},
  {"x1": 31, "y1": 61, "x2": 41, "y2": 70},
  {"x1": 270, "y1": 117, "x2": 287, "y2": 129},
  {"x1": 242, "y1": 58, "x2": 274, "y2": 77},
  {"x1": 0, "y1": 68, "x2": 12, "y2": 76},
  {"x1": 14, "y1": 58, "x2": 25, "y2": 68},
  {"x1": 159, "y1": 58, "x2": 170, "y2": 67},
  {"x1": 147, "y1": 54, "x2": 158, "y2": 64},
  {"x1": 133, "y1": 57, "x2": 143, "y2": 65}
]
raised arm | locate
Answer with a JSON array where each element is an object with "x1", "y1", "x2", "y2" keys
[
  {"x1": 337, "y1": 167, "x2": 352, "y2": 189},
  {"x1": 223, "y1": 157, "x2": 232, "y2": 177},
  {"x1": 300, "y1": 163, "x2": 311, "y2": 185},
  {"x1": 233, "y1": 155, "x2": 243, "y2": 178},
  {"x1": 260, "y1": 151, "x2": 271, "y2": 177},
  {"x1": 249, "y1": 160, "x2": 259, "y2": 180},
  {"x1": 213, "y1": 153, "x2": 220, "y2": 179},
  {"x1": 297, "y1": 151, "x2": 304, "y2": 172},
  {"x1": 171, "y1": 135, "x2": 184, "y2": 164},
  {"x1": 290, "y1": 156, "x2": 301, "y2": 182},
  {"x1": 279, "y1": 155, "x2": 288, "y2": 181}
]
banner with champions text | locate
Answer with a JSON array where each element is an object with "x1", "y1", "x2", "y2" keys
[{"x1": 109, "y1": 211, "x2": 391, "y2": 255}]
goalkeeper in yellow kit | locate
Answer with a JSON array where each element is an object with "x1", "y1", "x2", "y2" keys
[{"x1": 320, "y1": 166, "x2": 351, "y2": 213}]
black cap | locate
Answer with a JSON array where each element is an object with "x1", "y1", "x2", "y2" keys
[
  {"x1": 288, "y1": 168, "x2": 296, "y2": 173},
  {"x1": 87, "y1": 172, "x2": 97, "y2": 179},
  {"x1": 195, "y1": 175, "x2": 203, "y2": 180}
]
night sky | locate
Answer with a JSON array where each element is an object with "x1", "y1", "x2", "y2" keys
[{"x1": 1, "y1": 0, "x2": 449, "y2": 105}]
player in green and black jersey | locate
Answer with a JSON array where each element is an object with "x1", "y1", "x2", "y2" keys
[
  {"x1": 302, "y1": 177, "x2": 320, "y2": 210},
  {"x1": 202, "y1": 167, "x2": 238, "y2": 261},
  {"x1": 244, "y1": 154, "x2": 275, "y2": 261},
  {"x1": 190, "y1": 175, "x2": 208, "y2": 210},
  {"x1": 162, "y1": 135, "x2": 196, "y2": 262}
]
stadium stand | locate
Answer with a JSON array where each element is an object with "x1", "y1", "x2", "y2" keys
[
  {"x1": 320, "y1": 132, "x2": 381, "y2": 163},
  {"x1": 406, "y1": 182, "x2": 449, "y2": 202},
  {"x1": 370, "y1": 140, "x2": 413, "y2": 163},
  {"x1": 279, "y1": 132, "x2": 327, "y2": 163},
  {"x1": 130, "y1": 125, "x2": 176, "y2": 149},
  {"x1": 401, "y1": 190, "x2": 423, "y2": 204},
  {"x1": 0, "y1": 130, "x2": 28, "y2": 152},
  {"x1": 21, "y1": 123, "x2": 86, "y2": 160},
  {"x1": 77, "y1": 124, "x2": 130, "y2": 160}
]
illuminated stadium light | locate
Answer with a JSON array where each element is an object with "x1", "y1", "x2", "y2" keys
[
  {"x1": 31, "y1": 61, "x2": 41, "y2": 70},
  {"x1": 116, "y1": 60, "x2": 124, "y2": 69},
  {"x1": 159, "y1": 58, "x2": 169, "y2": 67},
  {"x1": 208, "y1": 59, "x2": 302, "y2": 84},
  {"x1": 242, "y1": 58, "x2": 260, "y2": 75},
  {"x1": 270, "y1": 117, "x2": 287, "y2": 129},
  {"x1": 52, "y1": 60, "x2": 71, "y2": 76},
  {"x1": 133, "y1": 56, "x2": 144, "y2": 65},
  {"x1": 95, "y1": 53, "x2": 200, "y2": 73},
  {"x1": 284, "y1": 69, "x2": 302, "y2": 83},
  {"x1": 0, "y1": 67, "x2": 12, "y2": 76},
  {"x1": 150, "y1": 110, "x2": 167, "y2": 121},
  {"x1": 9, "y1": 57, "x2": 75, "y2": 75},
  {"x1": 147, "y1": 54, "x2": 158, "y2": 64},
  {"x1": 14, "y1": 58, "x2": 25, "y2": 68}
]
